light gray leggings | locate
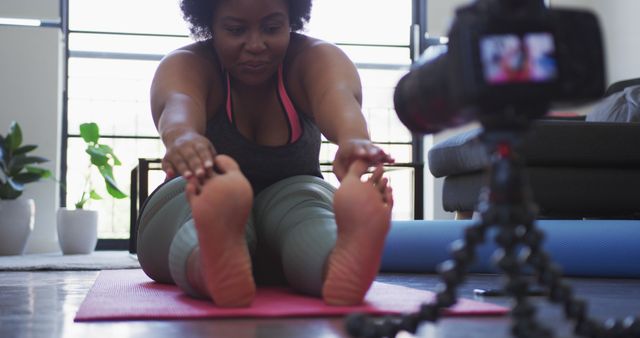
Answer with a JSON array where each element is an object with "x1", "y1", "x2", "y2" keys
[{"x1": 136, "y1": 175, "x2": 337, "y2": 298}]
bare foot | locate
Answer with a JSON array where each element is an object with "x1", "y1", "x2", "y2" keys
[
  {"x1": 322, "y1": 161, "x2": 393, "y2": 305},
  {"x1": 185, "y1": 155, "x2": 256, "y2": 307}
]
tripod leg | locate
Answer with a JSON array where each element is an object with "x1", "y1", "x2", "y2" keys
[
  {"x1": 521, "y1": 224, "x2": 640, "y2": 338},
  {"x1": 520, "y1": 226, "x2": 607, "y2": 338},
  {"x1": 492, "y1": 224, "x2": 554, "y2": 338}
]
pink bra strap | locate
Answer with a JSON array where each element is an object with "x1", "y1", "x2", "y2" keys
[
  {"x1": 278, "y1": 65, "x2": 302, "y2": 142},
  {"x1": 225, "y1": 74, "x2": 233, "y2": 122},
  {"x1": 225, "y1": 66, "x2": 302, "y2": 143}
]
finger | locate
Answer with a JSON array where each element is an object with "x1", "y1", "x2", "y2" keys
[
  {"x1": 199, "y1": 144, "x2": 217, "y2": 180},
  {"x1": 346, "y1": 159, "x2": 370, "y2": 179},
  {"x1": 366, "y1": 144, "x2": 382, "y2": 157},
  {"x1": 161, "y1": 158, "x2": 176, "y2": 180},
  {"x1": 175, "y1": 145, "x2": 203, "y2": 178},
  {"x1": 173, "y1": 157, "x2": 193, "y2": 179},
  {"x1": 184, "y1": 177, "x2": 199, "y2": 204},
  {"x1": 353, "y1": 145, "x2": 394, "y2": 166},
  {"x1": 370, "y1": 149, "x2": 394, "y2": 165},
  {"x1": 181, "y1": 146, "x2": 206, "y2": 178},
  {"x1": 382, "y1": 153, "x2": 396, "y2": 164},
  {"x1": 204, "y1": 158, "x2": 215, "y2": 177},
  {"x1": 165, "y1": 149, "x2": 193, "y2": 178},
  {"x1": 193, "y1": 142, "x2": 215, "y2": 178},
  {"x1": 204, "y1": 144, "x2": 216, "y2": 178},
  {"x1": 367, "y1": 165, "x2": 384, "y2": 185}
]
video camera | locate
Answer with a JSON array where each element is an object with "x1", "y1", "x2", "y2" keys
[{"x1": 394, "y1": 0, "x2": 606, "y2": 133}]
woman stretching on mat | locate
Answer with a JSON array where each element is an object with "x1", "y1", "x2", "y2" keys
[{"x1": 136, "y1": 0, "x2": 394, "y2": 307}]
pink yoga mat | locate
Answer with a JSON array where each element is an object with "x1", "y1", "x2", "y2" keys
[{"x1": 75, "y1": 269, "x2": 507, "y2": 321}]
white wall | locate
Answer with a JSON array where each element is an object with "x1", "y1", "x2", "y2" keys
[
  {"x1": 0, "y1": 0, "x2": 59, "y2": 20},
  {"x1": 592, "y1": 1, "x2": 640, "y2": 84},
  {"x1": 424, "y1": 0, "x2": 640, "y2": 219},
  {"x1": 427, "y1": 0, "x2": 469, "y2": 38},
  {"x1": 550, "y1": 0, "x2": 640, "y2": 84},
  {"x1": 427, "y1": 0, "x2": 640, "y2": 86},
  {"x1": 0, "y1": 0, "x2": 62, "y2": 253}
]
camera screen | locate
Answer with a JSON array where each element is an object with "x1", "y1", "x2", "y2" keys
[{"x1": 480, "y1": 32, "x2": 558, "y2": 85}]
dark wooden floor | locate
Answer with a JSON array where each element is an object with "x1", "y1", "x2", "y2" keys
[{"x1": 1, "y1": 269, "x2": 639, "y2": 338}]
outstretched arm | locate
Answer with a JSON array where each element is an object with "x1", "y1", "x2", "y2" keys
[
  {"x1": 150, "y1": 45, "x2": 221, "y2": 180},
  {"x1": 299, "y1": 42, "x2": 394, "y2": 180}
]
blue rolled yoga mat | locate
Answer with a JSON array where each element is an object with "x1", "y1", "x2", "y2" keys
[{"x1": 381, "y1": 220, "x2": 640, "y2": 278}]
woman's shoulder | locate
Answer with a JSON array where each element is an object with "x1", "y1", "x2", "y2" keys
[
  {"x1": 153, "y1": 40, "x2": 224, "y2": 114},
  {"x1": 161, "y1": 40, "x2": 220, "y2": 74},
  {"x1": 284, "y1": 34, "x2": 355, "y2": 115},
  {"x1": 287, "y1": 33, "x2": 344, "y2": 64},
  {"x1": 285, "y1": 33, "x2": 353, "y2": 82}
]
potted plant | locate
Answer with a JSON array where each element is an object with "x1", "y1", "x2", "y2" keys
[
  {"x1": 0, "y1": 121, "x2": 51, "y2": 255},
  {"x1": 57, "y1": 122, "x2": 127, "y2": 254}
]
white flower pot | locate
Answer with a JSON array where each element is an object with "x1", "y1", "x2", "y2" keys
[
  {"x1": 0, "y1": 198, "x2": 35, "y2": 256},
  {"x1": 57, "y1": 208, "x2": 98, "y2": 255}
]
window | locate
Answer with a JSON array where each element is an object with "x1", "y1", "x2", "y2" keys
[{"x1": 63, "y1": 0, "x2": 417, "y2": 243}]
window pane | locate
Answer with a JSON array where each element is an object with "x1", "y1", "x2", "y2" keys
[
  {"x1": 66, "y1": 137, "x2": 165, "y2": 238},
  {"x1": 340, "y1": 45, "x2": 411, "y2": 66},
  {"x1": 67, "y1": 57, "x2": 159, "y2": 137},
  {"x1": 307, "y1": 0, "x2": 412, "y2": 46},
  {"x1": 69, "y1": 0, "x2": 189, "y2": 36},
  {"x1": 360, "y1": 68, "x2": 412, "y2": 143},
  {"x1": 385, "y1": 167, "x2": 415, "y2": 220},
  {"x1": 69, "y1": 33, "x2": 191, "y2": 56},
  {"x1": 65, "y1": 0, "x2": 418, "y2": 241}
]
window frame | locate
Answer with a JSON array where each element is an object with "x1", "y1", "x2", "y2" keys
[{"x1": 60, "y1": 0, "x2": 428, "y2": 250}]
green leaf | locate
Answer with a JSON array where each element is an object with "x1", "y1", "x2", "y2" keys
[
  {"x1": 97, "y1": 144, "x2": 113, "y2": 153},
  {"x1": 80, "y1": 123, "x2": 99, "y2": 144},
  {"x1": 25, "y1": 166, "x2": 52, "y2": 179},
  {"x1": 75, "y1": 199, "x2": 86, "y2": 209},
  {"x1": 0, "y1": 182, "x2": 22, "y2": 199},
  {"x1": 86, "y1": 147, "x2": 109, "y2": 166},
  {"x1": 106, "y1": 181, "x2": 127, "y2": 199},
  {"x1": 13, "y1": 155, "x2": 48, "y2": 166},
  {"x1": 7, "y1": 177, "x2": 25, "y2": 192},
  {"x1": 98, "y1": 165, "x2": 127, "y2": 199},
  {"x1": 89, "y1": 190, "x2": 102, "y2": 200},
  {"x1": 12, "y1": 172, "x2": 42, "y2": 184},
  {"x1": 7, "y1": 121, "x2": 23, "y2": 151},
  {"x1": 9, "y1": 156, "x2": 49, "y2": 173},
  {"x1": 97, "y1": 144, "x2": 121, "y2": 165},
  {"x1": 14, "y1": 144, "x2": 37, "y2": 156},
  {"x1": 0, "y1": 136, "x2": 5, "y2": 162}
]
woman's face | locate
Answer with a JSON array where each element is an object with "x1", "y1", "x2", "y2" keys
[{"x1": 211, "y1": 0, "x2": 291, "y2": 86}]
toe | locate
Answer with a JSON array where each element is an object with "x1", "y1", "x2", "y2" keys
[{"x1": 214, "y1": 155, "x2": 240, "y2": 174}]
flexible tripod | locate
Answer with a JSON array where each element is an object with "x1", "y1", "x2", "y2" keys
[{"x1": 346, "y1": 120, "x2": 640, "y2": 338}]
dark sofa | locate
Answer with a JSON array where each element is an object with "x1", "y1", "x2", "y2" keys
[{"x1": 427, "y1": 79, "x2": 640, "y2": 219}]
